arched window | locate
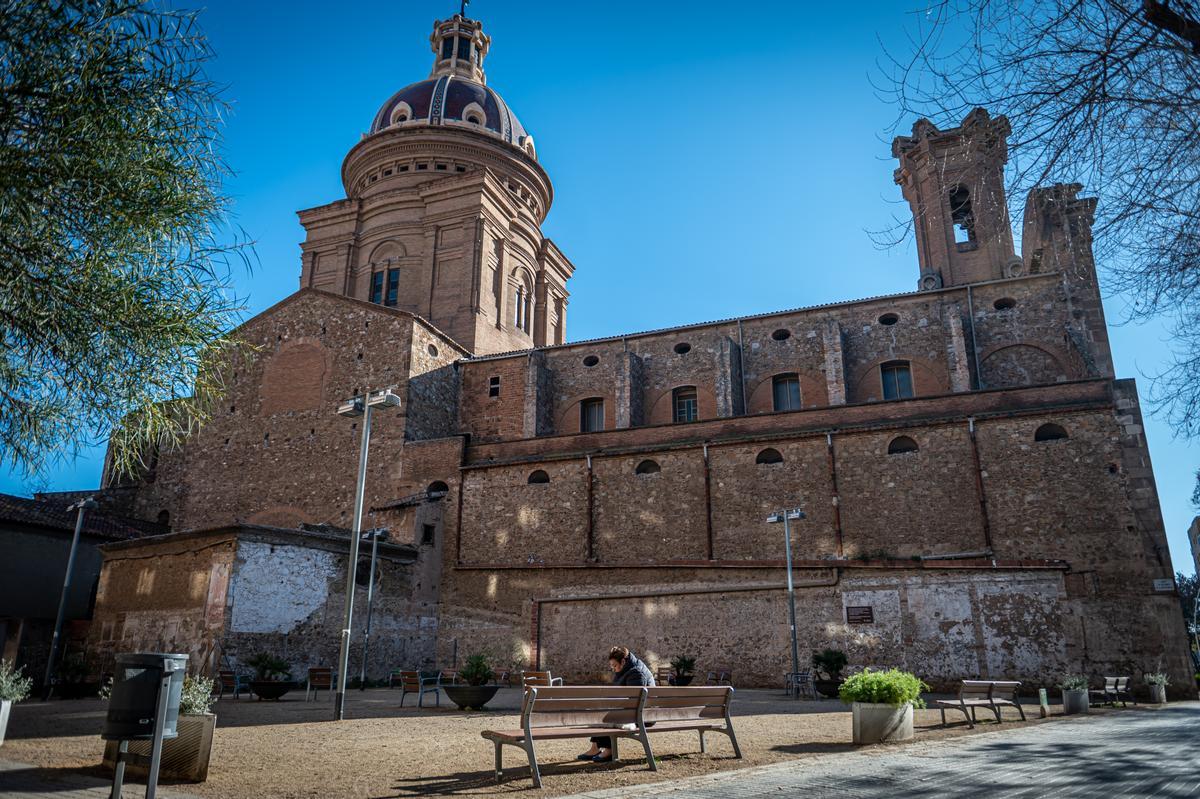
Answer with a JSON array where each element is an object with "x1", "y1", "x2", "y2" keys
[
  {"x1": 1034, "y1": 423, "x2": 1069, "y2": 442},
  {"x1": 673, "y1": 386, "x2": 698, "y2": 423},
  {"x1": 426, "y1": 481, "x2": 449, "y2": 499},
  {"x1": 881, "y1": 360, "x2": 914, "y2": 400},
  {"x1": 580, "y1": 398, "x2": 604, "y2": 432},
  {"x1": 887, "y1": 436, "x2": 919, "y2": 455},
  {"x1": 527, "y1": 470, "x2": 550, "y2": 484},
  {"x1": 756, "y1": 448, "x2": 784, "y2": 464},
  {"x1": 635, "y1": 459, "x2": 661, "y2": 475},
  {"x1": 772, "y1": 374, "x2": 801, "y2": 412},
  {"x1": 513, "y1": 275, "x2": 533, "y2": 334},
  {"x1": 949, "y1": 184, "x2": 975, "y2": 245},
  {"x1": 156, "y1": 510, "x2": 170, "y2": 527}
]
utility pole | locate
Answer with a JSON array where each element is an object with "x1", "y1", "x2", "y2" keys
[
  {"x1": 359, "y1": 527, "x2": 389, "y2": 690},
  {"x1": 44, "y1": 497, "x2": 98, "y2": 698},
  {"x1": 767, "y1": 506, "x2": 806, "y2": 697}
]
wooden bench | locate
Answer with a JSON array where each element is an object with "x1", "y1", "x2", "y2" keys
[
  {"x1": 644, "y1": 686, "x2": 742, "y2": 758},
  {"x1": 397, "y1": 670, "x2": 441, "y2": 707},
  {"x1": 521, "y1": 670, "x2": 564, "y2": 687},
  {"x1": 482, "y1": 686, "x2": 654, "y2": 788},
  {"x1": 936, "y1": 680, "x2": 1025, "y2": 728},
  {"x1": 305, "y1": 667, "x2": 333, "y2": 701},
  {"x1": 1090, "y1": 676, "x2": 1135, "y2": 707}
]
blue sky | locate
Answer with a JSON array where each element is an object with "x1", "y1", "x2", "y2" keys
[{"x1": 3, "y1": 1, "x2": 1197, "y2": 576}]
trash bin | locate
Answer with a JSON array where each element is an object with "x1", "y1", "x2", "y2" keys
[{"x1": 102, "y1": 653, "x2": 188, "y2": 741}]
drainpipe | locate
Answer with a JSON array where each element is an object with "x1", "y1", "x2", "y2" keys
[
  {"x1": 966, "y1": 416, "x2": 994, "y2": 551},
  {"x1": 966, "y1": 285, "x2": 983, "y2": 390},
  {"x1": 585, "y1": 454, "x2": 596, "y2": 561},
  {"x1": 702, "y1": 444, "x2": 714, "y2": 560},
  {"x1": 825, "y1": 432, "x2": 844, "y2": 557}
]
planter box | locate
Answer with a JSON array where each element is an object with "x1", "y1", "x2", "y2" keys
[
  {"x1": 851, "y1": 701, "x2": 913, "y2": 744},
  {"x1": 0, "y1": 699, "x2": 10, "y2": 746},
  {"x1": 250, "y1": 680, "x2": 294, "y2": 700},
  {"x1": 102, "y1": 713, "x2": 216, "y2": 783},
  {"x1": 1062, "y1": 689, "x2": 1089, "y2": 715},
  {"x1": 1149, "y1": 684, "x2": 1167, "y2": 704},
  {"x1": 443, "y1": 684, "x2": 500, "y2": 710},
  {"x1": 814, "y1": 679, "x2": 844, "y2": 699}
]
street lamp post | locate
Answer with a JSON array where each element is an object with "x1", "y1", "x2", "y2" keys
[
  {"x1": 358, "y1": 526, "x2": 389, "y2": 691},
  {"x1": 767, "y1": 506, "x2": 806, "y2": 698},
  {"x1": 333, "y1": 388, "x2": 401, "y2": 721},
  {"x1": 44, "y1": 497, "x2": 98, "y2": 698}
]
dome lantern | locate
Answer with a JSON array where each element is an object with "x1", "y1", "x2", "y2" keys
[{"x1": 429, "y1": 13, "x2": 491, "y2": 84}]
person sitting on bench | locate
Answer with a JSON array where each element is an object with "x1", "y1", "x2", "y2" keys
[{"x1": 577, "y1": 645, "x2": 655, "y2": 763}]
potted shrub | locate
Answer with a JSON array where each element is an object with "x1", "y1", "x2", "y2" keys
[
  {"x1": 102, "y1": 675, "x2": 217, "y2": 781},
  {"x1": 1144, "y1": 672, "x2": 1169, "y2": 704},
  {"x1": 1060, "y1": 674, "x2": 1089, "y2": 714},
  {"x1": 245, "y1": 653, "x2": 294, "y2": 700},
  {"x1": 839, "y1": 668, "x2": 927, "y2": 744},
  {"x1": 0, "y1": 659, "x2": 33, "y2": 746},
  {"x1": 812, "y1": 649, "x2": 848, "y2": 697},
  {"x1": 669, "y1": 655, "x2": 696, "y2": 686},
  {"x1": 442, "y1": 654, "x2": 500, "y2": 710},
  {"x1": 56, "y1": 652, "x2": 98, "y2": 699}
]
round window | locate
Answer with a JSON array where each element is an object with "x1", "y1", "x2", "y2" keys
[
  {"x1": 583, "y1": 355, "x2": 599, "y2": 367},
  {"x1": 428, "y1": 344, "x2": 439, "y2": 357},
  {"x1": 771, "y1": 329, "x2": 791, "y2": 341},
  {"x1": 878, "y1": 313, "x2": 899, "y2": 326},
  {"x1": 673, "y1": 342, "x2": 691, "y2": 355}
]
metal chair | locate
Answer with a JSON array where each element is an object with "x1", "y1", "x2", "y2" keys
[
  {"x1": 398, "y1": 670, "x2": 441, "y2": 707},
  {"x1": 785, "y1": 669, "x2": 816, "y2": 699},
  {"x1": 217, "y1": 669, "x2": 250, "y2": 700},
  {"x1": 305, "y1": 667, "x2": 334, "y2": 701},
  {"x1": 521, "y1": 670, "x2": 564, "y2": 687}
]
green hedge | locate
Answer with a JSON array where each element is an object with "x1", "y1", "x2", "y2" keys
[{"x1": 838, "y1": 668, "x2": 928, "y2": 708}]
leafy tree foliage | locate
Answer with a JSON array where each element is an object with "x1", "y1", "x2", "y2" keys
[{"x1": 0, "y1": 0, "x2": 247, "y2": 479}]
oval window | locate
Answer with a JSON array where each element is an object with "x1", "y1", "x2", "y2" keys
[
  {"x1": 428, "y1": 344, "x2": 439, "y2": 357},
  {"x1": 674, "y1": 342, "x2": 691, "y2": 355},
  {"x1": 771, "y1": 328, "x2": 791, "y2": 341},
  {"x1": 993, "y1": 297, "x2": 1017, "y2": 311},
  {"x1": 583, "y1": 355, "x2": 600, "y2": 367},
  {"x1": 1034, "y1": 423, "x2": 1068, "y2": 442},
  {"x1": 878, "y1": 313, "x2": 899, "y2": 326}
]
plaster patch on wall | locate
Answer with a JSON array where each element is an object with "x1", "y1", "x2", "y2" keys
[
  {"x1": 975, "y1": 577, "x2": 1066, "y2": 679},
  {"x1": 229, "y1": 542, "x2": 338, "y2": 634}
]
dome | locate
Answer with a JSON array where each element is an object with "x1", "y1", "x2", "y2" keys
[{"x1": 368, "y1": 75, "x2": 534, "y2": 156}]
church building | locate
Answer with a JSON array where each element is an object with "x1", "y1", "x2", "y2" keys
[{"x1": 87, "y1": 13, "x2": 1195, "y2": 694}]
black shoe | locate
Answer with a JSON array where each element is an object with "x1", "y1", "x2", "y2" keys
[
  {"x1": 591, "y1": 754, "x2": 613, "y2": 763},
  {"x1": 576, "y1": 753, "x2": 597, "y2": 761}
]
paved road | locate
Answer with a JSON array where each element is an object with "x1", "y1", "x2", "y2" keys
[
  {"x1": 563, "y1": 703, "x2": 1200, "y2": 799},
  {"x1": 0, "y1": 759, "x2": 200, "y2": 799}
]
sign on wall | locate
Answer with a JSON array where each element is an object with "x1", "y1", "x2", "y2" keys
[{"x1": 846, "y1": 606, "x2": 874, "y2": 625}]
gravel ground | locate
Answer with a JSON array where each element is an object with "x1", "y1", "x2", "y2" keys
[{"x1": 0, "y1": 687, "x2": 1099, "y2": 798}]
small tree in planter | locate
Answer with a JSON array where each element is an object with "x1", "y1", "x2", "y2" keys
[
  {"x1": 0, "y1": 659, "x2": 33, "y2": 746},
  {"x1": 245, "y1": 653, "x2": 294, "y2": 700},
  {"x1": 812, "y1": 649, "x2": 848, "y2": 697},
  {"x1": 1144, "y1": 673, "x2": 1170, "y2": 704},
  {"x1": 443, "y1": 654, "x2": 500, "y2": 710},
  {"x1": 1060, "y1": 674, "x2": 1089, "y2": 715},
  {"x1": 102, "y1": 675, "x2": 217, "y2": 781},
  {"x1": 669, "y1": 655, "x2": 696, "y2": 686},
  {"x1": 838, "y1": 668, "x2": 928, "y2": 744}
]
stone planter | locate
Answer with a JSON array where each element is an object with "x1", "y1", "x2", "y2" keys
[
  {"x1": 102, "y1": 713, "x2": 216, "y2": 782},
  {"x1": 250, "y1": 680, "x2": 294, "y2": 700},
  {"x1": 0, "y1": 699, "x2": 11, "y2": 746},
  {"x1": 443, "y1": 684, "x2": 500, "y2": 710},
  {"x1": 672, "y1": 675, "x2": 694, "y2": 686},
  {"x1": 851, "y1": 702, "x2": 914, "y2": 744},
  {"x1": 1062, "y1": 689, "x2": 1089, "y2": 715},
  {"x1": 1149, "y1": 684, "x2": 1167, "y2": 704}
]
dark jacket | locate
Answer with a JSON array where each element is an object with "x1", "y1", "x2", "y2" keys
[{"x1": 613, "y1": 651, "x2": 656, "y2": 687}]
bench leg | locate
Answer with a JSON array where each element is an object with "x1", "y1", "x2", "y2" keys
[
  {"x1": 1016, "y1": 702, "x2": 1027, "y2": 722},
  {"x1": 493, "y1": 741, "x2": 502, "y2": 783},
  {"x1": 699, "y1": 729, "x2": 707, "y2": 754},
  {"x1": 726, "y1": 724, "x2": 743, "y2": 759},
  {"x1": 637, "y1": 731, "x2": 657, "y2": 772},
  {"x1": 523, "y1": 740, "x2": 542, "y2": 789},
  {"x1": 992, "y1": 704, "x2": 1002, "y2": 724},
  {"x1": 940, "y1": 707, "x2": 946, "y2": 727},
  {"x1": 611, "y1": 736, "x2": 619, "y2": 761}
]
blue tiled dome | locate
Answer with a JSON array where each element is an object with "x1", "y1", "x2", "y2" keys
[{"x1": 369, "y1": 76, "x2": 531, "y2": 151}]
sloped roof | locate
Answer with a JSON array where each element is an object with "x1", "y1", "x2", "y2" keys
[{"x1": 0, "y1": 493, "x2": 165, "y2": 541}]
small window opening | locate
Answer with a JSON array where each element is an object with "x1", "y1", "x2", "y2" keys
[
  {"x1": 583, "y1": 355, "x2": 600, "y2": 367},
  {"x1": 421, "y1": 524, "x2": 436, "y2": 546},
  {"x1": 467, "y1": 115, "x2": 482, "y2": 125},
  {"x1": 156, "y1": 510, "x2": 170, "y2": 526},
  {"x1": 488, "y1": 376, "x2": 500, "y2": 397},
  {"x1": 580, "y1": 398, "x2": 604, "y2": 432},
  {"x1": 756, "y1": 448, "x2": 784, "y2": 465},
  {"x1": 878, "y1": 312, "x2": 899, "y2": 326},
  {"x1": 435, "y1": 163, "x2": 447, "y2": 171},
  {"x1": 673, "y1": 342, "x2": 691, "y2": 355},
  {"x1": 1034, "y1": 423, "x2": 1069, "y2": 442},
  {"x1": 417, "y1": 163, "x2": 428, "y2": 170},
  {"x1": 370, "y1": 271, "x2": 384, "y2": 304},
  {"x1": 772, "y1": 373, "x2": 802, "y2": 412},
  {"x1": 527, "y1": 470, "x2": 550, "y2": 484},
  {"x1": 949, "y1": 185, "x2": 976, "y2": 244},
  {"x1": 673, "y1": 386, "x2": 698, "y2": 423},
  {"x1": 383, "y1": 169, "x2": 392, "y2": 176},
  {"x1": 887, "y1": 435, "x2": 919, "y2": 455},
  {"x1": 426, "y1": 481, "x2": 449, "y2": 499},
  {"x1": 771, "y1": 328, "x2": 791, "y2": 341},
  {"x1": 428, "y1": 344, "x2": 439, "y2": 357},
  {"x1": 399, "y1": 165, "x2": 409, "y2": 172},
  {"x1": 993, "y1": 297, "x2": 1017, "y2": 311},
  {"x1": 881, "y1": 360, "x2": 914, "y2": 400},
  {"x1": 635, "y1": 459, "x2": 661, "y2": 475},
  {"x1": 455, "y1": 165, "x2": 466, "y2": 172}
]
